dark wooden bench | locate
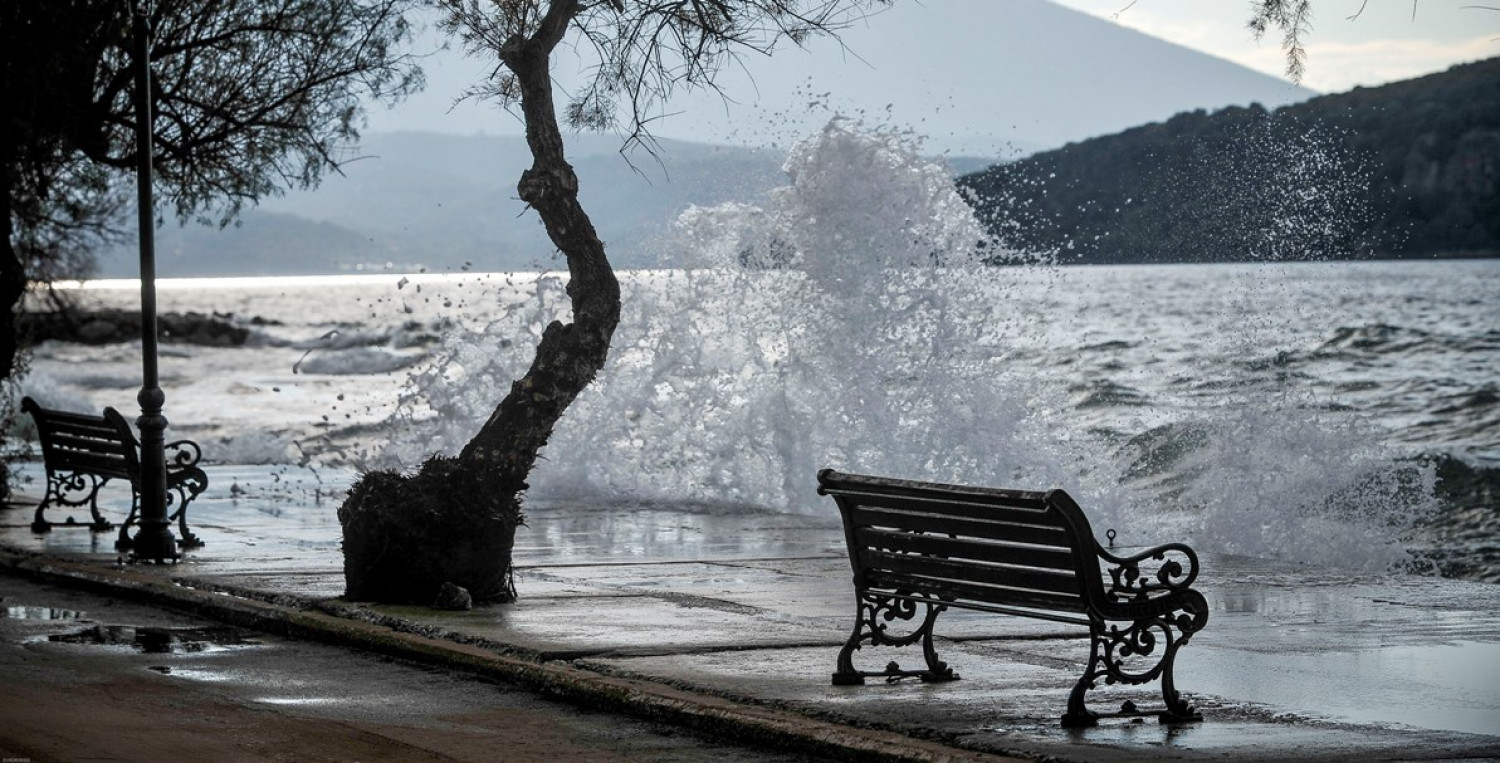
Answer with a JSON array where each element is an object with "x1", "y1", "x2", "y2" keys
[
  {"x1": 817, "y1": 468, "x2": 1209, "y2": 727},
  {"x1": 23, "y1": 397, "x2": 208, "y2": 549}
]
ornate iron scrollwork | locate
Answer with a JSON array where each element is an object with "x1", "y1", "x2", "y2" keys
[
  {"x1": 832, "y1": 588, "x2": 958, "y2": 685},
  {"x1": 165, "y1": 439, "x2": 203, "y2": 470},
  {"x1": 116, "y1": 440, "x2": 209, "y2": 550},
  {"x1": 820, "y1": 470, "x2": 1210, "y2": 727},
  {"x1": 27, "y1": 398, "x2": 210, "y2": 549},
  {"x1": 1063, "y1": 588, "x2": 1210, "y2": 727},
  {"x1": 1100, "y1": 542, "x2": 1201, "y2": 600},
  {"x1": 164, "y1": 439, "x2": 208, "y2": 547},
  {"x1": 32, "y1": 471, "x2": 114, "y2": 532}
]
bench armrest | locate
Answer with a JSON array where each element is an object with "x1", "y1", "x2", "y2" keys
[
  {"x1": 1096, "y1": 542, "x2": 1200, "y2": 601},
  {"x1": 164, "y1": 439, "x2": 204, "y2": 469}
]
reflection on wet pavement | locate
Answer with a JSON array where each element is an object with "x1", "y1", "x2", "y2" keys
[
  {"x1": 47, "y1": 624, "x2": 258, "y2": 654},
  {"x1": 4, "y1": 605, "x2": 85, "y2": 621},
  {"x1": 0, "y1": 573, "x2": 827, "y2": 762}
]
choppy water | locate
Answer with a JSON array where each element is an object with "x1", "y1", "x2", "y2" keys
[{"x1": 15, "y1": 124, "x2": 1499, "y2": 582}]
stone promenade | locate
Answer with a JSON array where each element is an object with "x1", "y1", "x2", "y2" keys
[{"x1": 3, "y1": 464, "x2": 1497, "y2": 762}]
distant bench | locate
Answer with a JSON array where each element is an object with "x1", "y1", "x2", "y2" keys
[
  {"x1": 23, "y1": 397, "x2": 208, "y2": 549},
  {"x1": 817, "y1": 469, "x2": 1209, "y2": 727}
]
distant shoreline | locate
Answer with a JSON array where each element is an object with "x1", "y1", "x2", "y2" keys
[{"x1": 63, "y1": 252, "x2": 1500, "y2": 284}]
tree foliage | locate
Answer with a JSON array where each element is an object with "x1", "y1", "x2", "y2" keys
[
  {"x1": 1, "y1": 0, "x2": 421, "y2": 380},
  {"x1": 439, "y1": 0, "x2": 885, "y2": 146},
  {"x1": 1248, "y1": 0, "x2": 1313, "y2": 82}
]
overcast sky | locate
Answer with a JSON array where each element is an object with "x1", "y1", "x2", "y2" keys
[
  {"x1": 362, "y1": 1, "x2": 1496, "y2": 148},
  {"x1": 1053, "y1": 0, "x2": 1496, "y2": 92}
]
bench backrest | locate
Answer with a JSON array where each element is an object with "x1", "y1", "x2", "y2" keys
[
  {"x1": 818, "y1": 469, "x2": 1106, "y2": 625},
  {"x1": 22, "y1": 397, "x2": 140, "y2": 482}
]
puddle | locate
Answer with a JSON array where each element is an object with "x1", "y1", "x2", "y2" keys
[
  {"x1": 47, "y1": 624, "x2": 258, "y2": 654},
  {"x1": 165, "y1": 666, "x2": 248, "y2": 683},
  {"x1": 4, "y1": 605, "x2": 86, "y2": 621}
]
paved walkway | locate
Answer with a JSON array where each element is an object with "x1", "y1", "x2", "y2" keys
[
  {"x1": 3, "y1": 464, "x2": 1498, "y2": 762},
  {"x1": 0, "y1": 571, "x2": 831, "y2": 763}
]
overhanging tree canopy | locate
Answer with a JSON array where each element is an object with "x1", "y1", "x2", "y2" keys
[{"x1": 0, "y1": 0, "x2": 422, "y2": 381}]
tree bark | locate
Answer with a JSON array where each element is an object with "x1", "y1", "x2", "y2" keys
[
  {"x1": 458, "y1": 0, "x2": 621, "y2": 495},
  {"x1": 339, "y1": 0, "x2": 621, "y2": 605},
  {"x1": 459, "y1": 0, "x2": 618, "y2": 488}
]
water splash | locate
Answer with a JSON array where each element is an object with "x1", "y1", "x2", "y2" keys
[
  {"x1": 1115, "y1": 406, "x2": 1437, "y2": 571},
  {"x1": 371, "y1": 119, "x2": 1438, "y2": 573}
]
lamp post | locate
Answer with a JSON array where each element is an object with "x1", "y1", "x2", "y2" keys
[{"x1": 128, "y1": 0, "x2": 177, "y2": 562}]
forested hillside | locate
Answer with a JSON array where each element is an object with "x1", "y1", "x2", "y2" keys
[{"x1": 959, "y1": 58, "x2": 1500, "y2": 263}]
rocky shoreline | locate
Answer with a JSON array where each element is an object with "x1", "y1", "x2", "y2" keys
[{"x1": 19, "y1": 308, "x2": 270, "y2": 347}]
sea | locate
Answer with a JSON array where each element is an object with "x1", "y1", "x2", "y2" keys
[{"x1": 13, "y1": 123, "x2": 1500, "y2": 582}]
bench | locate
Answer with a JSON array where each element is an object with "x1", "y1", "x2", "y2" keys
[
  {"x1": 817, "y1": 468, "x2": 1209, "y2": 727},
  {"x1": 23, "y1": 397, "x2": 208, "y2": 549}
]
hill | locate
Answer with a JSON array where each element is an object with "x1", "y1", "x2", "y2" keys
[
  {"x1": 576, "y1": 0, "x2": 1313, "y2": 154},
  {"x1": 95, "y1": 134, "x2": 788, "y2": 277},
  {"x1": 958, "y1": 58, "x2": 1500, "y2": 263},
  {"x1": 91, "y1": 0, "x2": 1322, "y2": 279}
]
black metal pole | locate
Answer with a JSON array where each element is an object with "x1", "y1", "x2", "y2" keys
[{"x1": 129, "y1": 0, "x2": 177, "y2": 562}]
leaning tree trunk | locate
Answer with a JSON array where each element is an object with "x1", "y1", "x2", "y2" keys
[{"x1": 339, "y1": 0, "x2": 621, "y2": 605}]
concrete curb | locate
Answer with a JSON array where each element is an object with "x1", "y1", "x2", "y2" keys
[{"x1": 0, "y1": 548, "x2": 1029, "y2": 763}]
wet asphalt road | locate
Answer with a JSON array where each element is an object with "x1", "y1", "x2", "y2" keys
[{"x1": 0, "y1": 572, "x2": 827, "y2": 763}]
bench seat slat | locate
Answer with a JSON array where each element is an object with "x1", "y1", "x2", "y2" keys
[
  {"x1": 850, "y1": 507, "x2": 1072, "y2": 547},
  {"x1": 821, "y1": 477, "x2": 1049, "y2": 506},
  {"x1": 39, "y1": 419, "x2": 122, "y2": 438},
  {"x1": 855, "y1": 527, "x2": 1080, "y2": 571},
  {"x1": 861, "y1": 548, "x2": 1083, "y2": 598},
  {"x1": 877, "y1": 590, "x2": 1094, "y2": 627},
  {"x1": 46, "y1": 431, "x2": 133, "y2": 451},
  {"x1": 33, "y1": 408, "x2": 117, "y2": 427},
  {"x1": 40, "y1": 451, "x2": 134, "y2": 479},
  {"x1": 832, "y1": 489, "x2": 1055, "y2": 525},
  {"x1": 866, "y1": 570, "x2": 1091, "y2": 613}
]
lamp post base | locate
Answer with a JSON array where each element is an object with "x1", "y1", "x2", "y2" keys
[{"x1": 129, "y1": 524, "x2": 179, "y2": 563}]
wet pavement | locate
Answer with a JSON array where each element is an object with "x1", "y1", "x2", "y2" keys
[
  {"x1": 0, "y1": 573, "x2": 828, "y2": 762},
  {"x1": 3, "y1": 463, "x2": 1499, "y2": 762}
]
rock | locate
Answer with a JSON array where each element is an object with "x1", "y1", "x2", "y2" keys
[
  {"x1": 432, "y1": 582, "x2": 473, "y2": 611},
  {"x1": 77, "y1": 318, "x2": 124, "y2": 343},
  {"x1": 18, "y1": 309, "x2": 251, "y2": 346},
  {"x1": 162, "y1": 311, "x2": 250, "y2": 347}
]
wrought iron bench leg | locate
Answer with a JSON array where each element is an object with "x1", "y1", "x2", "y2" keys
[
  {"x1": 30, "y1": 497, "x2": 52, "y2": 534},
  {"x1": 1158, "y1": 659, "x2": 1203, "y2": 724},
  {"x1": 832, "y1": 590, "x2": 957, "y2": 685},
  {"x1": 115, "y1": 494, "x2": 143, "y2": 550},
  {"x1": 168, "y1": 495, "x2": 203, "y2": 548},
  {"x1": 85, "y1": 485, "x2": 112, "y2": 530},
  {"x1": 33, "y1": 473, "x2": 114, "y2": 533},
  {"x1": 117, "y1": 471, "x2": 208, "y2": 550},
  {"x1": 1064, "y1": 626, "x2": 1107, "y2": 727},
  {"x1": 167, "y1": 465, "x2": 208, "y2": 548},
  {"x1": 1064, "y1": 606, "x2": 1206, "y2": 727}
]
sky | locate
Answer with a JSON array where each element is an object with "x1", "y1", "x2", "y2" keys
[
  {"x1": 1052, "y1": 0, "x2": 1497, "y2": 93},
  {"x1": 362, "y1": 0, "x2": 1497, "y2": 149}
]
